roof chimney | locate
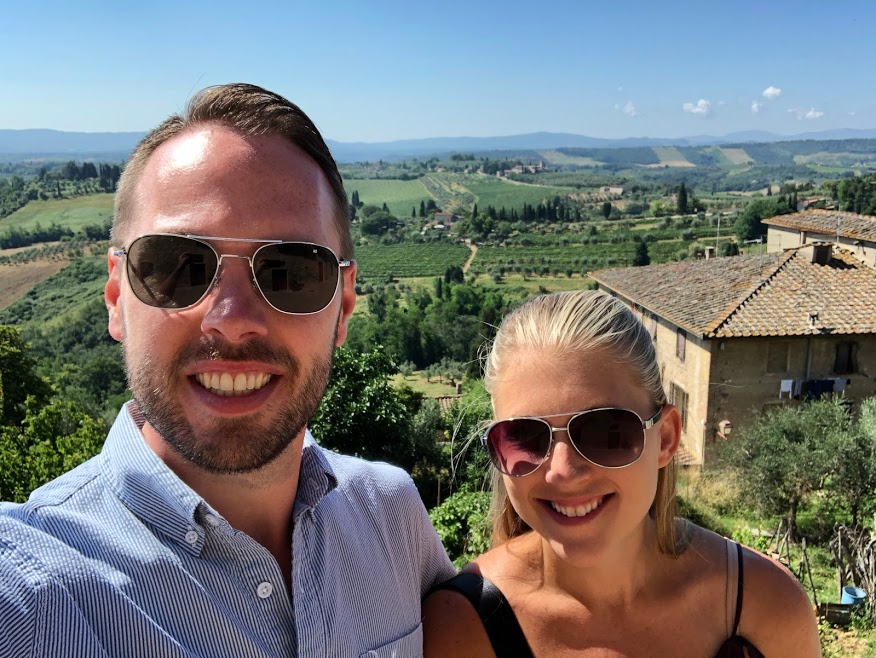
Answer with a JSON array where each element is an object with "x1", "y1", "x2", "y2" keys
[{"x1": 799, "y1": 243, "x2": 832, "y2": 265}]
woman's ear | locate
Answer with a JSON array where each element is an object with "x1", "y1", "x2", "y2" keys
[{"x1": 656, "y1": 404, "x2": 681, "y2": 468}]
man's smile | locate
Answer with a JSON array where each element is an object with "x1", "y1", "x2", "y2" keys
[{"x1": 194, "y1": 371, "x2": 275, "y2": 396}]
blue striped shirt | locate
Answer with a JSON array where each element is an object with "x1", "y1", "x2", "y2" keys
[{"x1": 0, "y1": 402, "x2": 455, "y2": 657}]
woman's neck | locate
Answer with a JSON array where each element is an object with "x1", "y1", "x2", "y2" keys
[{"x1": 537, "y1": 517, "x2": 670, "y2": 610}]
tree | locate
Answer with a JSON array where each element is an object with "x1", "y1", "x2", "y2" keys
[
  {"x1": 309, "y1": 346, "x2": 429, "y2": 474},
  {"x1": 829, "y1": 397, "x2": 876, "y2": 527},
  {"x1": 602, "y1": 202, "x2": 612, "y2": 219},
  {"x1": 733, "y1": 197, "x2": 789, "y2": 242},
  {"x1": 723, "y1": 397, "x2": 850, "y2": 540},
  {"x1": 0, "y1": 326, "x2": 53, "y2": 426},
  {"x1": 0, "y1": 398, "x2": 105, "y2": 502},
  {"x1": 632, "y1": 241, "x2": 650, "y2": 266},
  {"x1": 677, "y1": 183, "x2": 689, "y2": 215}
]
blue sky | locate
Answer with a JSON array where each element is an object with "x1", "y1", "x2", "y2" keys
[{"x1": 1, "y1": 0, "x2": 873, "y2": 142}]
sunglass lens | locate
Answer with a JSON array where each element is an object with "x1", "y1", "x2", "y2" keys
[
  {"x1": 254, "y1": 243, "x2": 340, "y2": 314},
  {"x1": 126, "y1": 236, "x2": 217, "y2": 309},
  {"x1": 487, "y1": 418, "x2": 551, "y2": 476},
  {"x1": 569, "y1": 409, "x2": 644, "y2": 467}
]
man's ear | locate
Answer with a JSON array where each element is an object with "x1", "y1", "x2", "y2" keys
[
  {"x1": 105, "y1": 246, "x2": 125, "y2": 342},
  {"x1": 334, "y1": 261, "x2": 357, "y2": 347},
  {"x1": 656, "y1": 404, "x2": 681, "y2": 468}
]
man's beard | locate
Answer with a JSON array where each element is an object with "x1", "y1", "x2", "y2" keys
[{"x1": 126, "y1": 335, "x2": 333, "y2": 474}]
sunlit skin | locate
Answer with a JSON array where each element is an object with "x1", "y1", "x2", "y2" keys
[
  {"x1": 423, "y1": 347, "x2": 820, "y2": 657},
  {"x1": 104, "y1": 124, "x2": 356, "y2": 584}
]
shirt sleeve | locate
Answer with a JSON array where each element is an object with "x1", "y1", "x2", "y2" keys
[{"x1": 0, "y1": 537, "x2": 109, "y2": 658}]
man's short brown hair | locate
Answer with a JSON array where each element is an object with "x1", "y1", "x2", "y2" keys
[{"x1": 112, "y1": 83, "x2": 352, "y2": 258}]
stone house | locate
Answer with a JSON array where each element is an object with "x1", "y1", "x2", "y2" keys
[
  {"x1": 764, "y1": 209, "x2": 876, "y2": 267},
  {"x1": 590, "y1": 243, "x2": 876, "y2": 465}
]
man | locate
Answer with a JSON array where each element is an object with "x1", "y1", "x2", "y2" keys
[{"x1": 0, "y1": 83, "x2": 454, "y2": 657}]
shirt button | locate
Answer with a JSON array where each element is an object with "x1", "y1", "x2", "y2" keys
[
  {"x1": 184, "y1": 530, "x2": 199, "y2": 545},
  {"x1": 204, "y1": 514, "x2": 220, "y2": 527},
  {"x1": 256, "y1": 582, "x2": 274, "y2": 599}
]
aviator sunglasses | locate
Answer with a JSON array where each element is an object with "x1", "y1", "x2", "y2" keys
[
  {"x1": 482, "y1": 406, "x2": 664, "y2": 476},
  {"x1": 114, "y1": 233, "x2": 352, "y2": 315}
]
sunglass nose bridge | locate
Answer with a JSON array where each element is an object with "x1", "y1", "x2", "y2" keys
[{"x1": 210, "y1": 253, "x2": 259, "y2": 293}]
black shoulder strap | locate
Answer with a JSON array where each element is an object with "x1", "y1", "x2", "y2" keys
[
  {"x1": 431, "y1": 572, "x2": 534, "y2": 658},
  {"x1": 732, "y1": 541, "x2": 744, "y2": 636}
]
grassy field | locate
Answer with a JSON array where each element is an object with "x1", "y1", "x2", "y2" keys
[
  {"x1": 652, "y1": 146, "x2": 695, "y2": 167},
  {"x1": 391, "y1": 372, "x2": 459, "y2": 397},
  {"x1": 537, "y1": 150, "x2": 601, "y2": 167},
  {"x1": 720, "y1": 147, "x2": 754, "y2": 165},
  {"x1": 0, "y1": 258, "x2": 71, "y2": 310},
  {"x1": 344, "y1": 178, "x2": 432, "y2": 218},
  {"x1": 460, "y1": 174, "x2": 573, "y2": 210},
  {"x1": 0, "y1": 194, "x2": 114, "y2": 231}
]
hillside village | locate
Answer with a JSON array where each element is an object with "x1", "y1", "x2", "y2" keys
[{"x1": 1, "y1": 152, "x2": 876, "y2": 652}]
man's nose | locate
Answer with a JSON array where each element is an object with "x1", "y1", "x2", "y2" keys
[{"x1": 200, "y1": 256, "x2": 270, "y2": 343}]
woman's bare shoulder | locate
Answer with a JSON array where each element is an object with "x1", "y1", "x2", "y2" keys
[
  {"x1": 736, "y1": 543, "x2": 820, "y2": 657},
  {"x1": 422, "y1": 560, "x2": 497, "y2": 658}
]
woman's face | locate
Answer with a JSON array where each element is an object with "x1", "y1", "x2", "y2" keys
[{"x1": 491, "y1": 347, "x2": 678, "y2": 566}]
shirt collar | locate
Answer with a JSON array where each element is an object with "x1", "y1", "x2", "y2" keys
[
  {"x1": 99, "y1": 401, "x2": 338, "y2": 550},
  {"x1": 293, "y1": 430, "x2": 338, "y2": 521}
]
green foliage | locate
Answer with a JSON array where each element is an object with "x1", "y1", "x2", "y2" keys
[
  {"x1": 632, "y1": 240, "x2": 650, "y2": 266},
  {"x1": 732, "y1": 197, "x2": 792, "y2": 242},
  {"x1": 429, "y1": 489, "x2": 491, "y2": 567},
  {"x1": 828, "y1": 398, "x2": 876, "y2": 527},
  {"x1": 824, "y1": 173, "x2": 876, "y2": 216},
  {"x1": 355, "y1": 243, "x2": 470, "y2": 281},
  {"x1": 0, "y1": 397, "x2": 105, "y2": 502},
  {"x1": 0, "y1": 326, "x2": 53, "y2": 426},
  {"x1": 721, "y1": 397, "x2": 852, "y2": 539}
]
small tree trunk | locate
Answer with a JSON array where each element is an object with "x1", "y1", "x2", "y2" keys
[{"x1": 788, "y1": 499, "x2": 799, "y2": 542}]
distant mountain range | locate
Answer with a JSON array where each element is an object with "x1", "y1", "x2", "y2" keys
[{"x1": 2, "y1": 127, "x2": 876, "y2": 163}]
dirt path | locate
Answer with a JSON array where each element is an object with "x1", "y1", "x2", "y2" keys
[{"x1": 462, "y1": 240, "x2": 478, "y2": 273}]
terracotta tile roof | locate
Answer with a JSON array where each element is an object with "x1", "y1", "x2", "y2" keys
[
  {"x1": 762, "y1": 209, "x2": 876, "y2": 242},
  {"x1": 590, "y1": 245, "x2": 876, "y2": 338}
]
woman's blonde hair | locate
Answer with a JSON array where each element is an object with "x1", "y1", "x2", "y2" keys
[{"x1": 483, "y1": 289, "x2": 681, "y2": 555}]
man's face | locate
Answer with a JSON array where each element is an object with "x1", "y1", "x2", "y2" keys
[{"x1": 105, "y1": 124, "x2": 355, "y2": 474}]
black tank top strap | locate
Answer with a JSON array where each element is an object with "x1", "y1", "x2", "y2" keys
[
  {"x1": 732, "y1": 541, "x2": 744, "y2": 636},
  {"x1": 714, "y1": 540, "x2": 767, "y2": 658},
  {"x1": 430, "y1": 572, "x2": 534, "y2": 658}
]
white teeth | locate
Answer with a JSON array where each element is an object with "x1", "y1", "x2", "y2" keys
[
  {"x1": 194, "y1": 371, "x2": 273, "y2": 396},
  {"x1": 550, "y1": 497, "x2": 605, "y2": 518}
]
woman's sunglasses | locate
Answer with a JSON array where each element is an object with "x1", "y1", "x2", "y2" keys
[
  {"x1": 482, "y1": 406, "x2": 664, "y2": 476},
  {"x1": 114, "y1": 234, "x2": 353, "y2": 315}
]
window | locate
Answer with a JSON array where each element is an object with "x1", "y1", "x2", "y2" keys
[
  {"x1": 676, "y1": 328, "x2": 686, "y2": 362},
  {"x1": 834, "y1": 341, "x2": 858, "y2": 375},
  {"x1": 767, "y1": 341, "x2": 790, "y2": 373},
  {"x1": 669, "y1": 382, "x2": 689, "y2": 431}
]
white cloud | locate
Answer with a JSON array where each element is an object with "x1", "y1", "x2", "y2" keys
[
  {"x1": 751, "y1": 101, "x2": 762, "y2": 113},
  {"x1": 682, "y1": 99, "x2": 712, "y2": 116},
  {"x1": 762, "y1": 86, "x2": 782, "y2": 100},
  {"x1": 788, "y1": 107, "x2": 824, "y2": 120},
  {"x1": 617, "y1": 85, "x2": 624, "y2": 93},
  {"x1": 613, "y1": 101, "x2": 637, "y2": 117},
  {"x1": 849, "y1": 111, "x2": 857, "y2": 116}
]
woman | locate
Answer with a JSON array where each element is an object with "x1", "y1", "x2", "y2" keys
[{"x1": 423, "y1": 290, "x2": 819, "y2": 657}]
